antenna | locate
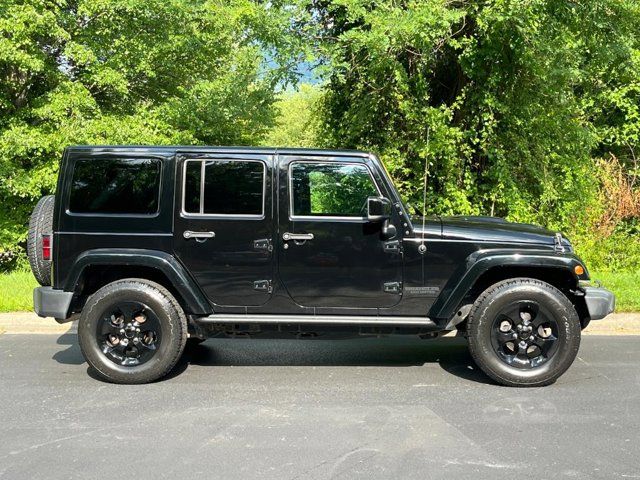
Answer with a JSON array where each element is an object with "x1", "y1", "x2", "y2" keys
[{"x1": 418, "y1": 128, "x2": 430, "y2": 254}]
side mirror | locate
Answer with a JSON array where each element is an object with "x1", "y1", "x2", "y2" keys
[{"x1": 367, "y1": 196, "x2": 392, "y2": 222}]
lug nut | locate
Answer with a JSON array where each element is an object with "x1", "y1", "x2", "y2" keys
[{"x1": 121, "y1": 338, "x2": 129, "y2": 346}]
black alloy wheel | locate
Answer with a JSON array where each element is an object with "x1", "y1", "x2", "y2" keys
[
  {"x1": 79, "y1": 279, "x2": 187, "y2": 384},
  {"x1": 98, "y1": 302, "x2": 162, "y2": 367},
  {"x1": 467, "y1": 278, "x2": 581, "y2": 387},
  {"x1": 490, "y1": 300, "x2": 559, "y2": 369}
]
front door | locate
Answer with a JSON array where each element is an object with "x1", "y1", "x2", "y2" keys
[
  {"x1": 277, "y1": 156, "x2": 403, "y2": 309},
  {"x1": 173, "y1": 152, "x2": 274, "y2": 307}
]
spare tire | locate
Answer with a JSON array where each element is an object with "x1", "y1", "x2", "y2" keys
[{"x1": 27, "y1": 195, "x2": 54, "y2": 286}]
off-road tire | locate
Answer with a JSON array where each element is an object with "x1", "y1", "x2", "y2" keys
[
  {"x1": 467, "y1": 278, "x2": 581, "y2": 387},
  {"x1": 27, "y1": 195, "x2": 54, "y2": 286},
  {"x1": 78, "y1": 279, "x2": 188, "y2": 384}
]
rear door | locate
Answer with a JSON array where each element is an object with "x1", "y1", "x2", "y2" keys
[{"x1": 173, "y1": 152, "x2": 274, "y2": 307}]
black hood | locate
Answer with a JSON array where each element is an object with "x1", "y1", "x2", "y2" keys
[
  {"x1": 411, "y1": 215, "x2": 568, "y2": 247},
  {"x1": 440, "y1": 216, "x2": 563, "y2": 245}
]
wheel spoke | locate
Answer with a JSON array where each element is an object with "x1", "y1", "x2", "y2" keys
[
  {"x1": 118, "y1": 303, "x2": 138, "y2": 321},
  {"x1": 100, "y1": 316, "x2": 123, "y2": 336},
  {"x1": 103, "y1": 341, "x2": 125, "y2": 358},
  {"x1": 496, "y1": 330, "x2": 515, "y2": 344},
  {"x1": 138, "y1": 331, "x2": 158, "y2": 351},
  {"x1": 501, "y1": 308, "x2": 521, "y2": 326},
  {"x1": 531, "y1": 315, "x2": 548, "y2": 328},
  {"x1": 121, "y1": 352, "x2": 140, "y2": 367},
  {"x1": 532, "y1": 334, "x2": 556, "y2": 356}
]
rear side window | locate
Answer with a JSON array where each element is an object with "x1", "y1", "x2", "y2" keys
[
  {"x1": 182, "y1": 159, "x2": 265, "y2": 216},
  {"x1": 69, "y1": 158, "x2": 161, "y2": 215}
]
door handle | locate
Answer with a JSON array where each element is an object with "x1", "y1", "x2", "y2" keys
[
  {"x1": 282, "y1": 232, "x2": 314, "y2": 241},
  {"x1": 183, "y1": 230, "x2": 216, "y2": 242}
]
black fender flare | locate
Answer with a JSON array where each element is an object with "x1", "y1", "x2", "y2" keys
[
  {"x1": 429, "y1": 249, "x2": 586, "y2": 320},
  {"x1": 65, "y1": 248, "x2": 211, "y2": 315}
]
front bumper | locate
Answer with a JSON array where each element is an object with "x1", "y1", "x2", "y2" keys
[
  {"x1": 33, "y1": 287, "x2": 74, "y2": 323},
  {"x1": 583, "y1": 286, "x2": 615, "y2": 320}
]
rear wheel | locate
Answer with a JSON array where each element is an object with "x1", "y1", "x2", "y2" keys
[
  {"x1": 467, "y1": 278, "x2": 581, "y2": 387},
  {"x1": 27, "y1": 195, "x2": 54, "y2": 286},
  {"x1": 78, "y1": 279, "x2": 187, "y2": 384}
]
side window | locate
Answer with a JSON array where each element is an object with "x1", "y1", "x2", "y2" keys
[
  {"x1": 291, "y1": 162, "x2": 378, "y2": 217},
  {"x1": 183, "y1": 159, "x2": 265, "y2": 216},
  {"x1": 69, "y1": 158, "x2": 161, "y2": 215}
]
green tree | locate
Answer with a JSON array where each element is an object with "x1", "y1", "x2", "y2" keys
[
  {"x1": 306, "y1": 0, "x2": 639, "y2": 231},
  {"x1": 263, "y1": 83, "x2": 323, "y2": 147},
  {"x1": 0, "y1": 0, "x2": 300, "y2": 268}
]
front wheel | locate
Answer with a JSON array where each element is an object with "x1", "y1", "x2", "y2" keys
[
  {"x1": 78, "y1": 279, "x2": 188, "y2": 384},
  {"x1": 467, "y1": 278, "x2": 581, "y2": 387}
]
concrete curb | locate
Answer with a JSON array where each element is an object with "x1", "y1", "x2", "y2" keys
[
  {"x1": 0, "y1": 311, "x2": 638, "y2": 335},
  {"x1": 0, "y1": 312, "x2": 76, "y2": 334}
]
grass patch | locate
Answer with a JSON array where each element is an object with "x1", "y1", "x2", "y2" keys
[
  {"x1": 0, "y1": 271, "x2": 38, "y2": 313},
  {"x1": 0, "y1": 269, "x2": 637, "y2": 313},
  {"x1": 590, "y1": 271, "x2": 640, "y2": 313}
]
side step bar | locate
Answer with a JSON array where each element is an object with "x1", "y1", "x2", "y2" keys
[{"x1": 195, "y1": 314, "x2": 437, "y2": 328}]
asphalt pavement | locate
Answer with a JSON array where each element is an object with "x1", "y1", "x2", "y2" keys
[{"x1": 0, "y1": 333, "x2": 638, "y2": 480}]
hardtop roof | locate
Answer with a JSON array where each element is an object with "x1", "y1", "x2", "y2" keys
[{"x1": 65, "y1": 145, "x2": 374, "y2": 158}]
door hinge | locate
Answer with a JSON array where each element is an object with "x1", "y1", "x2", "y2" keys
[
  {"x1": 384, "y1": 282, "x2": 402, "y2": 294},
  {"x1": 253, "y1": 280, "x2": 272, "y2": 293},
  {"x1": 383, "y1": 240, "x2": 401, "y2": 253},
  {"x1": 253, "y1": 238, "x2": 273, "y2": 252}
]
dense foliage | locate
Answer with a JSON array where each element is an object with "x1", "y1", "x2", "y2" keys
[
  {"x1": 0, "y1": 0, "x2": 300, "y2": 268},
  {"x1": 1, "y1": 0, "x2": 639, "y2": 273},
  {"x1": 262, "y1": 84, "x2": 322, "y2": 148},
  {"x1": 297, "y1": 0, "x2": 640, "y2": 271}
]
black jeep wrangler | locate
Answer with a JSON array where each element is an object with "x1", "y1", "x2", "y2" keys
[{"x1": 29, "y1": 146, "x2": 615, "y2": 386}]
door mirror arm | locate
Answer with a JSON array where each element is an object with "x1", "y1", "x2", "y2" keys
[{"x1": 381, "y1": 219, "x2": 397, "y2": 240}]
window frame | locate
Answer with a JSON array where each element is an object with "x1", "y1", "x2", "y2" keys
[
  {"x1": 66, "y1": 156, "x2": 163, "y2": 218},
  {"x1": 180, "y1": 158, "x2": 267, "y2": 219},
  {"x1": 288, "y1": 160, "x2": 382, "y2": 221}
]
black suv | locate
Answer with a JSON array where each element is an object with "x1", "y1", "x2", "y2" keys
[{"x1": 29, "y1": 146, "x2": 615, "y2": 386}]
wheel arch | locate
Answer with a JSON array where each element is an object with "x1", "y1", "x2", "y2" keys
[
  {"x1": 65, "y1": 249, "x2": 211, "y2": 316},
  {"x1": 431, "y1": 250, "x2": 589, "y2": 327}
]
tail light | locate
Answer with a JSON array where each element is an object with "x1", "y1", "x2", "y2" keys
[{"x1": 42, "y1": 234, "x2": 52, "y2": 261}]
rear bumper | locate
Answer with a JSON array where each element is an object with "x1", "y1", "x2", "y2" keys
[
  {"x1": 583, "y1": 287, "x2": 615, "y2": 320},
  {"x1": 33, "y1": 287, "x2": 74, "y2": 323}
]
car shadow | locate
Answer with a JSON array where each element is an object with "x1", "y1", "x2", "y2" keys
[
  {"x1": 52, "y1": 333, "x2": 494, "y2": 385},
  {"x1": 52, "y1": 332, "x2": 85, "y2": 365},
  {"x1": 169, "y1": 336, "x2": 494, "y2": 385}
]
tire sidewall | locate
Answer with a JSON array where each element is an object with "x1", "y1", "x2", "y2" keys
[
  {"x1": 27, "y1": 195, "x2": 54, "y2": 286},
  {"x1": 469, "y1": 280, "x2": 581, "y2": 386},
  {"x1": 78, "y1": 281, "x2": 185, "y2": 383}
]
